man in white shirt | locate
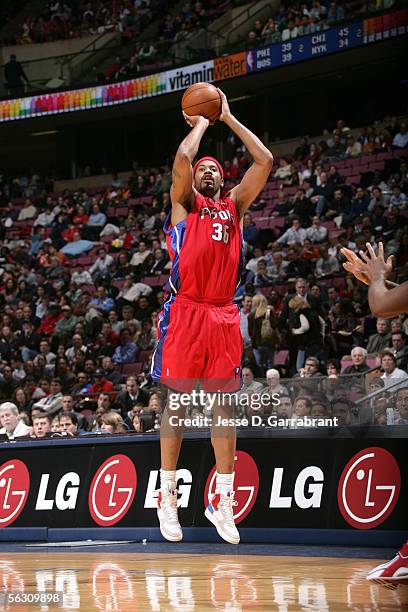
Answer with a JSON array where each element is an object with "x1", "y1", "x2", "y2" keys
[
  {"x1": 380, "y1": 351, "x2": 408, "y2": 390},
  {"x1": 71, "y1": 265, "x2": 93, "y2": 285},
  {"x1": 305, "y1": 216, "x2": 328, "y2": 243},
  {"x1": 89, "y1": 248, "x2": 114, "y2": 279},
  {"x1": 277, "y1": 218, "x2": 306, "y2": 246},
  {"x1": 130, "y1": 241, "x2": 151, "y2": 268},
  {"x1": 0, "y1": 402, "x2": 30, "y2": 438}
]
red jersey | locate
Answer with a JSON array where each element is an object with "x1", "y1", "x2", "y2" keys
[{"x1": 164, "y1": 192, "x2": 244, "y2": 304}]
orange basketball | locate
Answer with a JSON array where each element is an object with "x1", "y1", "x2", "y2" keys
[{"x1": 181, "y1": 82, "x2": 222, "y2": 122}]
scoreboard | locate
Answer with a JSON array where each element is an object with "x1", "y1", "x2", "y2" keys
[{"x1": 245, "y1": 13, "x2": 407, "y2": 73}]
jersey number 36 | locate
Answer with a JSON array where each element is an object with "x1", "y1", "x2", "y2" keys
[{"x1": 211, "y1": 222, "x2": 229, "y2": 244}]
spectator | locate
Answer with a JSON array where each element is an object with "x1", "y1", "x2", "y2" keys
[
  {"x1": 32, "y1": 378, "x2": 63, "y2": 413},
  {"x1": 240, "y1": 367, "x2": 263, "y2": 394},
  {"x1": 315, "y1": 246, "x2": 339, "y2": 277},
  {"x1": 390, "y1": 332, "x2": 408, "y2": 370},
  {"x1": 366, "y1": 319, "x2": 391, "y2": 354},
  {"x1": 248, "y1": 295, "x2": 279, "y2": 372},
  {"x1": 392, "y1": 122, "x2": 408, "y2": 149},
  {"x1": 277, "y1": 218, "x2": 306, "y2": 246},
  {"x1": 288, "y1": 298, "x2": 323, "y2": 372},
  {"x1": 4, "y1": 54, "x2": 28, "y2": 96},
  {"x1": 112, "y1": 328, "x2": 138, "y2": 364},
  {"x1": 117, "y1": 376, "x2": 149, "y2": 414},
  {"x1": 331, "y1": 399, "x2": 353, "y2": 426},
  {"x1": 380, "y1": 351, "x2": 408, "y2": 390},
  {"x1": 305, "y1": 216, "x2": 328, "y2": 243},
  {"x1": 0, "y1": 402, "x2": 30, "y2": 438},
  {"x1": 395, "y1": 387, "x2": 408, "y2": 425},
  {"x1": 88, "y1": 368, "x2": 115, "y2": 398},
  {"x1": 100, "y1": 411, "x2": 126, "y2": 433},
  {"x1": 32, "y1": 413, "x2": 52, "y2": 438},
  {"x1": 342, "y1": 347, "x2": 370, "y2": 376}
]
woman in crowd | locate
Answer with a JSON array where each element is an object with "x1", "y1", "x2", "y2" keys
[{"x1": 248, "y1": 294, "x2": 279, "y2": 372}]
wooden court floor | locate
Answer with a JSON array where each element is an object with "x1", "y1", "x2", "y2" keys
[{"x1": 0, "y1": 551, "x2": 407, "y2": 611}]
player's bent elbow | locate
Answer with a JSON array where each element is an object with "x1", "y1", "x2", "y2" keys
[{"x1": 259, "y1": 151, "x2": 274, "y2": 171}]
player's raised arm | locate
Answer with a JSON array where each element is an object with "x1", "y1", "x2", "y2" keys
[
  {"x1": 170, "y1": 113, "x2": 209, "y2": 225},
  {"x1": 341, "y1": 242, "x2": 408, "y2": 318},
  {"x1": 217, "y1": 89, "x2": 273, "y2": 218}
]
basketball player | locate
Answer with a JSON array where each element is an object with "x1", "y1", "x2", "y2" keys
[
  {"x1": 342, "y1": 241, "x2": 408, "y2": 589},
  {"x1": 151, "y1": 89, "x2": 273, "y2": 543}
]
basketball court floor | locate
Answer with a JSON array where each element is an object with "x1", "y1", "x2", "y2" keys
[{"x1": 0, "y1": 542, "x2": 406, "y2": 610}]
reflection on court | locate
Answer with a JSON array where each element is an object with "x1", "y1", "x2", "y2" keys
[{"x1": 0, "y1": 553, "x2": 407, "y2": 610}]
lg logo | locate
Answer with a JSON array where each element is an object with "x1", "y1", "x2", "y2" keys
[
  {"x1": 338, "y1": 447, "x2": 401, "y2": 529},
  {"x1": 89, "y1": 455, "x2": 137, "y2": 526},
  {"x1": 0, "y1": 460, "x2": 30, "y2": 527}
]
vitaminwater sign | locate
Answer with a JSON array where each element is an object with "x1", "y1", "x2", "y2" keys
[{"x1": 0, "y1": 9, "x2": 406, "y2": 123}]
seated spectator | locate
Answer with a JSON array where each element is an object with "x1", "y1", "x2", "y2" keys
[
  {"x1": 0, "y1": 401, "x2": 31, "y2": 438},
  {"x1": 88, "y1": 368, "x2": 115, "y2": 398},
  {"x1": 240, "y1": 367, "x2": 263, "y2": 394},
  {"x1": 351, "y1": 186, "x2": 370, "y2": 218},
  {"x1": 267, "y1": 252, "x2": 289, "y2": 282},
  {"x1": 100, "y1": 411, "x2": 126, "y2": 434},
  {"x1": 293, "y1": 395, "x2": 312, "y2": 418},
  {"x1": 89, "y1": 247, "x2": 114, "y2": 281},
  {"x1": 253, "y1": 259, "x2": 269, "y2": 288},
  {"x1": 117, "y1": 376, "x2": 149, "y2": 414},
  {"x1": 380, "y1": 351, "x2": 408, "y2": 390},
  {"x1": 264, "y1": 368, "x2": 288, "y2": 397},
  {"x1": 392, "y1": 121, "x2": 408, "y2": 149},
  {"x1": 18, "y1": 198, "x2": 37, "y2": 221},
  {"x1": 59, "y1": 412, "x2": 86, "y2": 436},
  {"x1": 31, "y1": 413, "x2": 52, "y2": 438},
  {"x1": 390, "y1": 331, "x2": 408, "y2": 370},
  {"x1": 342, "y1": 347, "x2": 370, "y2": 376},
  {"x1": 331, "y1": 399, "x2": 353, "y2": 426},
  {"x1": 315, "y1": 246, "x2": 339, "y2": 278},
  {"x1": 305, "y1": 216, "x2": 328, "y2": 243},
  {"x1": 367, "y1": 318, "x2": 391, "y2": 354},
  {"x1": 243, "y1": 213, "x2": 259, "y2": 245},
  {"x1": 345, "y1": 135, "x2": 362, "y2": 158},
  {"x1": 277, "y1": 218, "x2": 306, "y2": 246},
  {"x1": 32, "y1": 378, "x2": 63, "y2": 413},
  {"x1": 395, "y1": 387, "x2": 408, "y2": 425},
  {"x1": 90, "y1": 286, "x2": 116, "y2": 315},
  {"x1": 112, "y1": 328, "x2": 138, "y2": 364}
]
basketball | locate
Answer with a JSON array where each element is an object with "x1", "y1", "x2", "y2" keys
[{"x1": 182, "y1": 82, "x2": 222, "y2": 122}]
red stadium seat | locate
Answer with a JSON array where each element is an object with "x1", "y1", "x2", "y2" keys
[{"x1": 122, "y1": 362, "x2": 142, "y2": 376}]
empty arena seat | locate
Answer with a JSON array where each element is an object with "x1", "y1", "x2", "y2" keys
[{"x1": 122, "y1": 362, "x2": 142, "y2": 376}]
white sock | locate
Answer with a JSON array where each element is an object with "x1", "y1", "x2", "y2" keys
[
  {"x1": 215, "y1": 472, "x2": 234, "y2": 497},
  {"x1": 160, "y1": 469, "x2": 176, "y2": 492}
]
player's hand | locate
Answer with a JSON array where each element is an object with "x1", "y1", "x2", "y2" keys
[
  {"x1": 341, "y1": 247, "x2": 371, "y2": 285},
  {"x1": 217, "y1": 88, "x2": 232, "y2": 122},
  {"x1": 359, "y1": 241, "x2": 394, "y2": 283},
  {"x1": 182, "y1": 111, "x2": 209, "y2": 129}
]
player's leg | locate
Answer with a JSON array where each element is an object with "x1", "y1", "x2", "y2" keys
[
  {"x1": 366, "y1": 541, "x2": 408, "y2": 589},
  {"x1": 206, "y1": 399, "x2": 240, "y2": 544},
  {"x1": 153, "y1": 299, "x2": 205, "y2": 542},
  {"x1": 157, "y1": 396, "x2": 186, "y2": 542},
  {"x1": 203, "y1": 303, "x2": 242, "y2": 544}
]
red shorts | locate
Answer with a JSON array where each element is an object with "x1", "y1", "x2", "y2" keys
[{"x1": 151, "y1": 295, "x2": 242, "y2": 392}]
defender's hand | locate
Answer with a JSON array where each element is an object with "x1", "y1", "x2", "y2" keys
[
  {"x1": 182, "y1": 112, "x2": 209, "y2": 129},
  {"x1": 217, "y1": 88, "x2": 232, "y2": 122}
]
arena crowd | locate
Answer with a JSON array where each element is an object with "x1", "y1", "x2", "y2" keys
[{"x1": 0, "y1": 112, "x2": 407, "y2": 439}]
